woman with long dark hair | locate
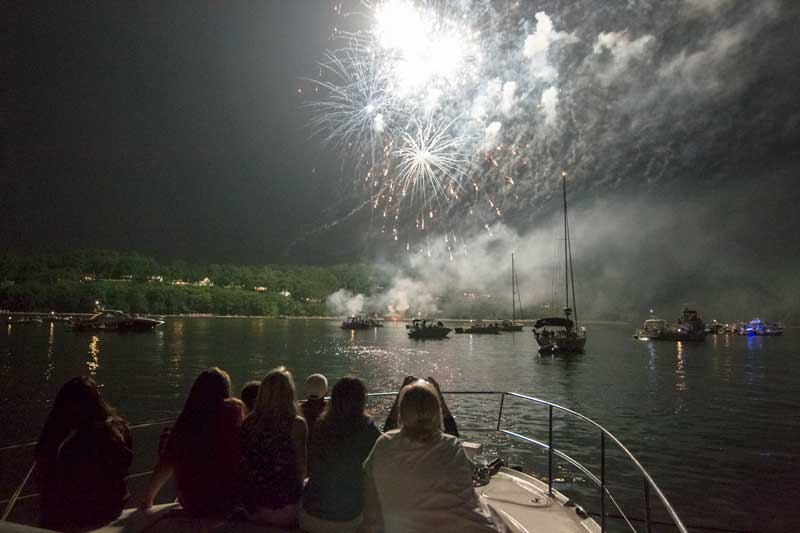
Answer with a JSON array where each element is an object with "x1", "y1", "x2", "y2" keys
[
  {"x1": 300, "y1": 376, "x2": 381, "y2": 532},
  {"x1": 240, "y1": 366, "x2": 307, "y2": 528},
  {"x1": 36, "y1": 376, "x2": 132, "y2": 531},
  {"x1": 141, "y1": 367, "x2": 244, "y2": 517}
]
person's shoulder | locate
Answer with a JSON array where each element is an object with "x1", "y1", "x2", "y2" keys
[
  {"x1": 222, "y1": 397, "x2": 244, "y2": 411},
  {"x1": 217, "y1": 398, "x2": 244, "y2": 426},
  {"x1": 293, "y1": 415, "x2": 308, "y2": 431}
]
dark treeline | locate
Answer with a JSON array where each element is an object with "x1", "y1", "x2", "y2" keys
[{"x1": 0, "y1": 250, "x2": 383, "y2": 316}]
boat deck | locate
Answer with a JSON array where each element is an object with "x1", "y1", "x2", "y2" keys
[{"x1": 0, "y1": 468, "x2": 599, "y2": 533}]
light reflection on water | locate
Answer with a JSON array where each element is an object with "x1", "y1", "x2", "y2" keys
[
  {"x1": 86, "y1": 335, "x2": 100, "y2": 375},
  {"x1": 0, "y1": 321, "x2": 798, "y2": 532}
]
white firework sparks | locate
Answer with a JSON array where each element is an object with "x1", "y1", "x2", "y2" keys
[
  {"x1": 307, "y1": 0, "x2": 576, "y2": 247},
  {"x1": 394, "y1": 117, "x2": 472, "y2": 209}
]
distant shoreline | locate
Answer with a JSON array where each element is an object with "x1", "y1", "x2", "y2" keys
[{"x1": 4, "y1": 311, "x2": 631, "y2": 324}]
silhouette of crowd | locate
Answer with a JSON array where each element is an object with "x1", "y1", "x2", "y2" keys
[{"x1": 34, "y1": 369, "x2": 503, "y2": 532}]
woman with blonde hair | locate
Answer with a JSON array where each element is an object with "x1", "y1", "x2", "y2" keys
[
  {"x1": 240, "y1": 366, "x2": 307, "y2": 528},
  {"x1": 363, "y1": 379, "x2": 500, "y2": 532}
]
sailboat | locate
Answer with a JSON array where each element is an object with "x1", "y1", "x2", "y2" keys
[
  {"x1": 500, "y1": 252, "x2": 524, "y2": 331},
  {"x1": 533, "y1": 171, "x2": 587, "y2": 355}
]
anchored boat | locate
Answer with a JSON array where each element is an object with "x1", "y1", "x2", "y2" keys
[
  {"x1": 407, "y1": 318, "x2": 451, "y2": 339},
  {"x1": 745, "y1": 318, "x2": 784, "y2": 336},
  {"x1": 534, "y1": 171, "x2": 587, "y2": 355},
  {"x1": 340, "y1": 316, "x2": 383, "y2": 330},
  {"x1": 70, "y1": 310, "x2": 164, "y2": 331},
  {"x1": 499, "y1": 252, "x2": 524, "y2": 332},
  {"x1": 454, "y1": 321, "x2": 501, "y2": 334}
]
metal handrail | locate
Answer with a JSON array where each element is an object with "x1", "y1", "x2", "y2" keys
[{"x1": 0, "y1": 392, "x2": 687, "y2": 533}]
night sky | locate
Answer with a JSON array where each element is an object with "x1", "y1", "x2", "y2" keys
[
  {"x1": 3, "y1": 1, "x2": 800, "y2": 317},
  {"x1": 3, "y1": 2, "x2": 346, "y2": 263}
]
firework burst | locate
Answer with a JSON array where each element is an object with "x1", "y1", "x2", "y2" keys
[{"x1": 307, "y1": 0, "x2": 574, "y2": 249}]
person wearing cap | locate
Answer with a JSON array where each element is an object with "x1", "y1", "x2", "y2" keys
[{"x1": 302, "y1": 373, "x2": 328, "y2": 445}]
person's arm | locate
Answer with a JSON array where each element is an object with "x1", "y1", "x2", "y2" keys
[
  {"x1": 140, "y1": 426, "x2": 175, "y2": 509},
  {"x1": 292, "y1": 416, "x2": 308, "y2": 481},
  {"x1": 361, "y1": 471, "x2": 384, "y2": 533},
  {"x1": 383, "y1": 375, "x2": 416, "y2": 432},
  {"x1": 360, "y1": 442, "x2": 384, "y2": 533},
  {"x1": 428, "y1": 377, "x2": 459, "y2": 438},
  {"x1": 140, "y1": 458, "x2": 173, "y2": 509}
]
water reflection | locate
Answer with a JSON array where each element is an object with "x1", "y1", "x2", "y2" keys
[
  {"x1": 675, "y1": 342, "x2": 686, "y2": 392},
  {"x1": 44, "y1": 322, "x2": 55, "y2": 382},
  {"x1": 746, "y1": 334, "x2": 763, "y2": 352},
  {"x1": 87, "y1": 335, "x2": 100, "y2": 375}
]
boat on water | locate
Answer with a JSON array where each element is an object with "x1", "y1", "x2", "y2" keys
[
  {"x1": 70, "y1": 310, "x2": 164, "y2": 331},
  {"x1": 340, "y1": 316, "x2": 383, "y2": 330},
  {"x1": 634, "y1": 307, "x2": 705, "y2": 342},
  {"x1": 499, "y1": 252, "x2": 524, "y2": 332},
  {"x1": 454, "y1": 321, "x2": 500, "y2": 334},
  {"x1": 3, "y1": 316, "x2": 43, "y2": 325},
  {"x1": 407, "y1": 318, "x2": 451, "y2": 339},
  {"x1": 745, "y1": 318, "x2": 784, "y2": 336},
  {"x1": 705, "y1": 320, "x2": 724, "y2": 335},
  {"x1": 0, "y1": 390, "x2": 688, "y2": 533},
  {"x1": 633, "y1": 316, "x2": 670, "y2": 340},
  {"x1": 534, "y1": 171, "x2": 587, "y2": 355}
]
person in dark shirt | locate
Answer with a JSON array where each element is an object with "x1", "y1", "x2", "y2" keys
[
  {"x1": 383, "y1": 375, "x2": 459, "y2": 437},
  {"x1": 240, "y1": 366, "x2": 307, "y2": 528},
  {"x1": 36, "y1": 376, "x2": 133, "y2": 531},
  {"x1": 300, "y1": 376, "x2": 381, "y2": 532},
  {"x1": 301, "y1": 373, "x2": 328, "y2": 444},
  {"x1": 141, "y1": 367, "x2": 244, "y2": 517},
  {"x1": 241, "y1": 380, "x2": 260, "y2": 415}
]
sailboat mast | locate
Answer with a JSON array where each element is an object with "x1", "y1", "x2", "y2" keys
[
  {"x1": 567, "y1": 210, "x2": 578, "y2": 327},
  {"x1": 562, "y1": 171, "x2": 569, "y2": 312},
  {"x1": 511, "y1": 253, "x2": 516, "y2": 321}
]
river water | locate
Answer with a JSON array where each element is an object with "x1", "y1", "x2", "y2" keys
[{"x1": 1, "y1": 319, "x2": 798, "y2": 532}]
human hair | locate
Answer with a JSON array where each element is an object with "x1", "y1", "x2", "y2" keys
[
  {"x1": 398, "y1": 380, "x2": 442, "y2": 443},
  {"x1": 321, "y1": 376, "x2": 367, "y2": 427},
  {"x1": 172, "y1": 367, "x2": 232, "y2": 457},
  {"x1": 240, "y1": 381, "x2": 260, "y2": 413},
  {"x1": 36, "y1": 376, "x2": 126, "y2": 456},
  {"x1": 253, "y1": 366, "x2": 298, "y2": 427}
]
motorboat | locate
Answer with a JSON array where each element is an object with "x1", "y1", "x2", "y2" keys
[
  {"x1": 0, "y1": 390, "x2": 688, "y2": 533},
  {"x1": 70, "y1": 310, "x2": 164, "y2": 331},
  {"x1": 633, "y1": 317, "x2": 670, "y2": 340},
  {"x1": 407, "y1": 318, "x2": 451, "y2": 339},
  {"x1": 705, "y1": 321, "x2": 724, "y2": 335},
  {"x1": 499, "y1": 252, "x2": 525, "y2": 332},
  {"x1": 633, "y1": 307, "x2": 705, "y2": 342},
  {"x1": 455, "y1": 321, "x2": 500, "y2": 334},
  {"x1": 499, "y1": 319, "x2": 523, "y2": 332},
  {"x1": 340, "y1": 316, "x2": 383, "y2": 330},
  {"x1": 534, "y1": 171, "x2": 587, "y2": 355},
  {"x1": 3, "y1": 316, "x2": 43, "y2": 325},
  {"x1": 675, "y1": 307, "x2": 705, "y2": 341},
  {"x1": 745, "y1": 318, "x2": 784, "y2": 336}
]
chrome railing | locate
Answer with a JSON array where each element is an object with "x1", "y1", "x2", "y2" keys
[{"x1": 1, "y1": 392, "x2": 687, "y2": 533}]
